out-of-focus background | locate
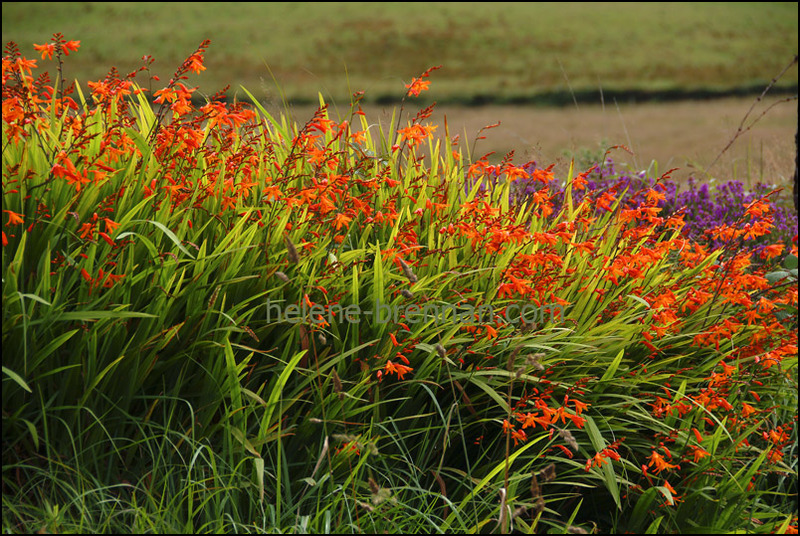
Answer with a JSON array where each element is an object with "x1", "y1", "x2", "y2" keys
[{"x1": 3, "y1": 2, "x2": 797, "y2": 181}]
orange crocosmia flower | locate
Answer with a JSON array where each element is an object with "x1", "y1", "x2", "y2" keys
[
  {"x1": 62, "y1": 40, "x2": 80, "y2": 55},
  {"x1": 397, "y1": 123, "x2": 437, "y2": 147},
  {"x1": 510, "y1": 428, "x2": 527, "y2": 447},
  {"x1": 691, "y1": 446, "x2": 710, "y2": 463},
  {"x1": 571, "y1": 398, "x2": 589, "y2": 415},
  {"x1": 484, "y1": 324, "x2": 498, "y2": 339},
  {"x1": 760, "y1": 243, "x2": 784, "y2": 260},
  {"x1": 405, "y1": 77, "x2": 431, "y2": 97},
  {"x1": 554, "y1": 444, "x2": 574, "y2": 458},
  {"x1": 102, "y1": 272, "x2": 125, "y2": 288},
  {"x1": 596, "y1": 192, "x2": 615, "y2": 211},
  {"x1": 104, "y1": 218, "x2": 120, "y2": 234},
  {"x1": 743, "y1": 199, "x2": 771, "y2": 218},
  {"x1": 186, "y1": 53, "x2": 205, "y2": 74},
  {"x1": 333, "y1": 212, "x2": 352, "y2": 231},
  {"x1": 4, "y1": 210, "x2": 24, "y2": 226},
  {"x1": 384, "y1": 360, "x2": 412, "y2": 380},
  {"x1": 740, "y1": 402, "x2": 756, "y2": 418},
  {"x1": 767, "y1": 448, "x2": 784, "y2": 464},
  {"x1": 503, "y1": 165, "x2": 529, "y2": 182},
  {"x1": 310, "y1": 116, "x2": 336, "y2": 133},
  {"x1": 350, "y1": 130, "x2": 366, "y2": 144},
  {"x1": 14, "y1": 56, "x2": 37, "y2": 74},
  {"x1": 153, "y1": 87, "x2": 176, "y2": 104},
  {"x1": 78, "y1": 222, "x2": 94, "y2": 239},
  {"x1": 33, "y1": 43, "x2": 56, "y2": 60},
  {"x1": 566, "y1": 412, "x2": 587, "y2": 429},
  {"x1": 647, "y1": 450, "x2": 680, "y2": 474},
  {"x1": 645, "y1": 188, "x2": 666, "y2": 204},
  {"x1": 585, "y1": 452, "x2": 607, "y2": 471},
  {"x1": 662, "y1": 480, "x2": 678, "y2": 499},
  {"x1": 518, "y1": 412, "x2": 551, "y2": 430},
  {"x1": 171, "y1": 98, "x2": 193, "y2": 116},
  {"x1": 570, "y1": 240, "x2": 595, "y2": 255}
]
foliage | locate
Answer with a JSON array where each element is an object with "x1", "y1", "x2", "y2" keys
[{"x1": 2, "y1": 36, "x2": 798, "y2": 534}]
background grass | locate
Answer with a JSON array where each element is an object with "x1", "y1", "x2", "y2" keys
[
  {"x1": 2, "y1": 20, "x2": 798, "y2": 532},
  {"x1": 2, "y1": 2, "x2": 798, "y2": 105}
]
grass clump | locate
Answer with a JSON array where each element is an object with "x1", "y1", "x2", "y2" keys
[{"x1": 2, "y1": 35, "x2": 798, "y2": 534}]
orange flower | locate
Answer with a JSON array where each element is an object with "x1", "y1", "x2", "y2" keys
[
  {"x1": 4, "y1": 210, "x2": 24, "y2": 226},
  {"x1": 585, "y1": 452, "x2": 607, "y2": 471},
  {"x1": 186, "y1": 52, "x2": 206, "y2": 74},
  {"x1": 397, "y1": 123, "x2": 437, "y2": 147},
  {"x1": 405, "y1": 77, "x2": 431, "y2": 97},
  {"x1": 740, "y1": 402, "x2": 756, "y2": 418},
  {"x1": 571, "y1": 398, "x2": 589, "y2": 415},
  {"x1": 102, "y1": 272, "x2": 125, "y2": 288},
  {"x1": 153, "y1": 86, "x2": 177, "y2": 104},
  {"x1": 33, "y1": 43, "x2": 56, "y2": 60},
  {"x1": 510, "y1": 428, "x2": 527, "y2": 447},
  {"x1": 78, "y1": 222, "x2": 94, "y2": 239},
  {"x1": 767, "y1": 448, "x2": 784, "y2": 464},
  {"x1": 483, "y1": 324, "x2": 498, "y2": 339},
  {"x1": 661, "y1": 480, "x2": 682, "y2": 505},
  {"x1": 62, "y1": 40, "x2": 80, "y2": 55},
  {"x1": 104, "y1": 218, "x2": 120, "y2": 234},
  {"x1": 645, "y1": 188, "x2": 666, "y2": 204},
  {"x1": 691, "y1": 446, "x2": 710, "y2": 463},
  {"x1": 384, "y1": 360, "x2": 412, "y2": 380},
  {"x1": 647, "y1": 450, "x2": 680, "y2": 474},
  {"x1": 333, "y1": 212, "x2": 352, "y2": 231}
]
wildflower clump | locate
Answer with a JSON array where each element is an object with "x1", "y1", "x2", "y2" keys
[{"x1": 2, "y1": 36, "x2": 797, "y2": 534}]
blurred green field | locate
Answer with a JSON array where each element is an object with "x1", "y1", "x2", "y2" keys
[{"x1": 2, "y1": 2, "x2": 798, "y2": 105}]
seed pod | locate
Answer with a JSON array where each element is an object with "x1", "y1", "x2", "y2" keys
[
  {"x1": 530, "y1": 472, "x2": 540, "y2": 499},
  {"x1": 275, "y1": 271, "x2": 290, "y2": 283},
  {"x1": 368, "y1": 477, "x2": 380, "y2": 495},
  {"x1": 539, "y1": 463, "x2": 557, "y2": 482},
  {"x1": 208, "y1": 285, "x2": 221, "y2": 310},
  {"x1": 398, "y1": 258, "x2": 418, "y2": 283},
  {"x1": 526, "y1": 353, "x2": 546, "y2": 371},
  {"x1": 400, "y1": 289, "x2": 414, "y2": 299},
  {"x1": 242, "y1": 324, "x2": 259, "y2": 343},
  {"x1": 559, "y1": 428, "x2": 579, "y2": 452},
  {"x1": 317, "y1": 332, "x2": 327, "y2": 346},
  {"x1": 284, "y1": 233, "x2": 299, "y2": 264},
  {"x1": 356, "y1": 500, "x2": 374, "y2": 512},
  {"x1": 332, "y1": 369, "x2": 343, "y2": 400},
  {"x1": 512, "y1": 505, "x2": 527, "y2": 520},
  {"x1": 567, "y1": 527, "x2": 588, "y2": 534},
  {"x1": 507, "y1": 346, "x2": 522, "y2": 371},
  {"x1": 435, "y1": 343, "x2": 446, "y2": 360}
]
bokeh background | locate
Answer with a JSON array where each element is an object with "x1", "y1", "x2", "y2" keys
[{"x1": 3, "y1": 1, "x2": 798, "y2": 180}]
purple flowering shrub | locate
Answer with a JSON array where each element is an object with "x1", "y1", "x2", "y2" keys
[
  {"x1": 467, "y1": 149, "x2": 796, "y2": 262},
  {"x1": 498, "y1": 158, "x2": 798, "y2": 261}
]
